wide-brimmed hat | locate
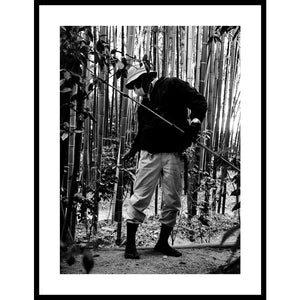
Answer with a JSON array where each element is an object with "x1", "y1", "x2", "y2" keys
[{"x1": 125, "y1": 65, "x2": 157, "y2": 89}]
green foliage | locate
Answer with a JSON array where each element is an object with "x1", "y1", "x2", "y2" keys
[
  {"x1": 60, "y1": 26, "x2": 155, "y2": 90},
  {"x1": 60, "y1": 26, "x2": 91, "y2": 74},
  {"x1": 174, "y1": 214, "x2": 239, "y2": 244},
  {"x1": 115, "y1": 57, "x2": 128, "y2": 79},
  {"x1": 74, "y1": 212, "x2": 240, "y2": 249},
  {"x1": 220, "y1": 224, "x2": 240, "y2": 245},
  {"x1": 97, "y1": 151, "x2": 118, "y2": 202},
  {"x1": 60, "y1": 26, "x2": 155, "y2": 238},
  {"x1": 215, "y1": 26, "x2": 241, "y2": 41},
  {"x1": 75, "y1": 219, "x2": 118, "y2": 248},
  {"x1": 218, "y1": 170, "x2": 241, "y2": 272},
  {"x1": 213, "y1": 148, "x2": 240, "y2": 171},
  {"x1": 207, "y1": 35, "x2": 222, "y2": 44}
]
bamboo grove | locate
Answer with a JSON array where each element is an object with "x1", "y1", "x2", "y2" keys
[{"x1": 60, "y1": 26, "x2": 241, "y2": 244}]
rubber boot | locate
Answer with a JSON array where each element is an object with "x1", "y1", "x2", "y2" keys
[
  {"x1": 124, "y1": 222, "x2": 140, "y2": 259},
  {"x1": 154, "y1": 223, "x2": 182, "y2": 257}
]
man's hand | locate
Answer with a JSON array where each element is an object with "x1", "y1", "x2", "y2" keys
[{"x1": 184, "y1": 119, "x2": 201, "y2": 147}]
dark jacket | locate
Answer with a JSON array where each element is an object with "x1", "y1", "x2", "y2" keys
[{"x1": 131, "y1": 77, "x2": 207, "y2": 154}]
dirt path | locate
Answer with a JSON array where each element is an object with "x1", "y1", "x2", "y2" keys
[{"x1": 60, "y1": 243, "x2": 239, "y2": 274}]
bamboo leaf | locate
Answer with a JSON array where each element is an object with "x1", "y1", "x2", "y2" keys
[
  {"x1": 64, "y1": 71, "x2": 71, "y2": 80},
  {"x1": 61, "y1": 133, "x2": 69, "y2": 141},
  {"x1": 116, "y1": 61, "x2": 125, "y2": 70},
  {"x1": 231, "y1": 188, "x2": 240, "y2": 196},
  {"x1": 233, "y1": 174, "x2": 240, "y2": 185},
  {"x1": 88, "y1": 83, "x2": 94, "y2": 92},
  {"x1": 94, "y1": 52, "x2": 104, "y2": 70},
  {"x1": 220, "y1": 225, "x2": 240, "y2": 245},
  {"x1": 232, "y1": 27, "x2": 241, "y2": 41},
  {"x1": 96, "y1": 40, "x2": 105, "y2": 53},
  {"x1": 116, "y1": 69, "x2": 122, "y2": 79},
  {"x1": 232, "y1": 202, "x2": 240, "y2": 211},
  {"x1": 94, "y1": 52, "x2": 101, "y2": 65},
  {"x1": 70, "y1": 94, "x2": 78, "y2": 102},
  {"x1": 60, "y1": 87, "x2": 72, "y2": 93},
  {"x1": 62, "y1": 122, "x2": 69, "y2": 130},
  {"x1": 214, "y1": 36, "x2": 222, "y2": 43},
  {"x1": 220, "y1": 26, "x2": 229, "y2": 35},
  {"x1": 86, "y1": 29, "x2": 93, "y2": 41},
  {"x1": 219, "y1": 26, "x2": 234, "y2": 35},
  {"x1": 231, "y1": 233, "x2": 240, "y2": 252},
  {"x1": 75, "y1": 36, "x2": 85, "y2": 43},
  {"x1": 110, "y1": 57, "x2": 118, "y2": 67},
  {"x1": 87, "y1": 113, "x2": 97, "y2": 123},
  {"x1": 80, "y1": 45, "x2": 90, "y2": 54},
  {"x1": 79, "y1": 53, "x2": 87, "y2": 67},
  {"x1": 207, "y1": 36, "x2": 214, "y2": 45}
]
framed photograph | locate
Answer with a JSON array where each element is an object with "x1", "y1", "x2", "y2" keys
[{"x1": 35, "y1": 1, "x2": 266, "y2": 297}]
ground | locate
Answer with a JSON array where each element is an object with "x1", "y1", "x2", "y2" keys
[{"x1": 60, "y1": 239, "x2": 240, "y2": 274}]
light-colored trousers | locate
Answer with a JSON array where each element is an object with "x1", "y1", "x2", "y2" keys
[{"x1": 123, "y1": 150, "x2": 184, "y2": 227}]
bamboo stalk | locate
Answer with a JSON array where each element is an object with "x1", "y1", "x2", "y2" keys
[
  {"x1": 152, "y1": 27, "x2": 157, "y2": 72},
  {"x1": 205, "y1": 27, "x2": 216, "y2": 173},
  {"x1": 194, "y1": 26, "x2": 202, "y2": 89},
  {"x1": 182, "y1": 26, "x2": 187, "y2": 81},
  {"x1": 111, "y1": 143, "x2": 121, "y2": 222},
  {"x1": 162, "y1": 26, "x2": 168, "y2": 77},
  {"x1": 104, "y1": 69, "x2": 110, "y2": 143},
  {"x1": 220, "y1": 38, "x2": 231, "y2": 146},
  {"x1": 218, "y1": 35, "x2": 238, "y2": 214},
  {"x1": 213, "y1": 34, "x2": 225, "y2": 159},
  {"x1": 223, "y1": 36, "x2": 237, "y2": 150},
  {"x1": 145, "y1": 26, "x2": 151, "y2": 58},
  {"x1": 66, "y1": 85, "x2": 77, "y2": 205},
  {"x1": 212, "y1": 39, "x2": 220, "y2": 136},
  {"x1": 186, "y1": 26, "x2": 193, "y2": 84},
  {"x1": 93, "y1": 26, "x2": 107, "y2": 234},
  {"x1": 199, "y1": 26, "x2": 208, "y2": 96},
  {"x1": 176, "y1": 26, "x2": 180, "y2": 77},
  {"x1": 109, "y1": 72, "x2": 116, "y2": 137},
  {"x1": 169, "y1": 26, "x2": 176, "y2": 77},
  {"x1": 198, "y1": 26, "x2": 209, "y2": 173},
  {"x1": 83, "y1": 51, "x2": 91, "y2": 188},
  {"x1": 91, "y1": 26, "x2": 98, "y2": 188},
  {"x1": 114, "y1": 26, "x2": 134, "y2": 245},
  {"x1": 62, "y1": 77, "x2": 86, "y2": 241}
]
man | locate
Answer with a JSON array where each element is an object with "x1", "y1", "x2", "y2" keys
[{"x1": 123, "y1": 64, "x2": 207, "y2": 259}]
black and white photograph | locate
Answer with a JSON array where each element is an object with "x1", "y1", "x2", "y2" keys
[
  {"x1": 59, "y1": 24, "x2": 241, "y2": 274},
  {"x1": 36, "y1": 2, "x2": 265, "y2": 296},
  {"x1": 7, "y1": 0, "x2": 300, "y2": 299}
]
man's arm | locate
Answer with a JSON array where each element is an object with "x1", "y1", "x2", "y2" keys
[
  {"x1": 175, "y1": 78, "x2": 207, "y2": 122},
  {"x1": 174, "y1": 78, "x2": 207, "y2": 147}
]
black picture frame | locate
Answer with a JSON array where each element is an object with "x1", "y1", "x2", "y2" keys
[{"x1": 34, "y1": 1, "x2": 266, "y2": 297}]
